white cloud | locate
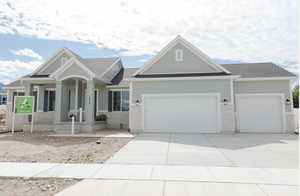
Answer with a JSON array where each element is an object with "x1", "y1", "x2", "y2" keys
[
  {"x1": 0, "y1": 60, "x2": 41, "y2": 84},
  {"x1": 11, "y1": 48, "x2": 42, "y2": 60},
  {"x1": 0, "y1": 0, "x2": 298, "y2": 74}
]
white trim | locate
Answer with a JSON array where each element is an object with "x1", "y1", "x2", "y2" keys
[
  {"x1": 106, "y1": 85, "x2": 129, "y2": 89},
  {"x1": 235, "y1": 93, "x2": 287, "y2": 133},
  {"x1": 36, "y1": 86, "x2": 42, "y2": 112},
  {"x1": 129, "y1": 81, "x2": 133, "y2": 129},
  {"x1": 235, "y1": 77, "x2": 296, "y2": 81},
  {"x1": 133, "y1": 35, "x2": 230, "y2": 76},
  {"x1": 45, "y1": 88, "x2": 56, "y2": 91},
  {"x1": 50, "y1": 58, "x2": 74, "y2": 78},
  {"x1": 127, "y1": 75, "x2": 240, "y2": 82},
  {"x1": 75, "y1": 79, "x2": 79, "y2": 110},
  {"x1": 111, "y1": 89, "x2": 129, "y2": 112},
  {"x1": 230, "y1": 78, "x2": 234, "y2": 105},
  {"x1": 31, "y1": 48, "x2": 66, "y2": 75},
  {"x1": 31, "y1": 48, "x2": 81, "y2": 75},
  {"x1": 59, "y1": 75, "x2": 90, "y2": 82},
  {"x1": 141, "y1": 93, "x2": 222, "y2": 133},
  {"x1": 95, "y1": 89, "x2": 100, "y2": 114},
  {"x1": 51, "y1": 58, "x2": 95, "y2": 80},
  {"x1": 289, "y1": 80, "x2": 294, "y2": 112},
  {"x1": 32, "y1": 48, "x2": 79, "y2": 75},
  {"x1": 98, "y1": 58, "x2": 121, "y2": 79},
  {"x1": 3, "y1": 86, "x2": 24, "y2": 90}
]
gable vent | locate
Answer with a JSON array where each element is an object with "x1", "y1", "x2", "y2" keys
[{"x1": 175, "y1": 49, "x2": 183, "y2": 62}]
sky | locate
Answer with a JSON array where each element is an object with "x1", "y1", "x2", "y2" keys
[{"x1": 0, "y1": 0, "x2": 298, "y2": 84}]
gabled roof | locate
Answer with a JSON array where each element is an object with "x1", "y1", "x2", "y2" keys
[
  {"x1": 133, "y1": 35, "x2": 231, "y2": 76},
  {"x1": 80, "y1": 57, "x2": 120, "y2": 76},
  {"x1": 221, "y1": 63, "x2": 296, "y2": 78},
  {"x1": 32, "y1": 48, "x2": 81, "y2": 75}
]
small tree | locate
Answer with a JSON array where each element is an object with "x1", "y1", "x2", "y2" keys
[{"x1": 293, "y1": 85, "x2": 299, "y2": 108}]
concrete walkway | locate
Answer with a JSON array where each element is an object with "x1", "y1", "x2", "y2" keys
[
  {"x1": 0, "y1": 162, "x2": 298, "y2": 185},
  {"x1": 55, "y1": 179, "x2": 298, "y2": 196}
]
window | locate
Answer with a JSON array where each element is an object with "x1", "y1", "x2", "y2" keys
[
  {"x1": 44, "y1": 90, "x2": 56, "y2": 112},
  {"x1": 175, "y1": 49, "x2": 183, "y2": 61},
  {"x1": 0, "y1": 94, "x2": 6, "y2": 105},
  {"x1": 12, "y1": 91, "x2": 25, "y2": 111},
  {"x1": 111, "y1": 90, "x2": 129, "y2": 111}
]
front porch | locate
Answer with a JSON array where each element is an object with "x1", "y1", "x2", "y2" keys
[{"x1": 23, "y1": 75, "x2": 108, "y2": 133}]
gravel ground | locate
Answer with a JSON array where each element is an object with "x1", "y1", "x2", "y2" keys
[
  {"x1": 0, "y1": 131, "x2": 131, "y2": 163},
  {"x1": 0, "y1": 177, "x2": 79, "y2": 196}
]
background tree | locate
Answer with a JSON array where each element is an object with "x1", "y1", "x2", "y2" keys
[{"x1": 293, "y1": 85, "x2": 299, "y2": 108}]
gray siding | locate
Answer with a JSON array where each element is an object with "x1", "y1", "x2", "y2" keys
[
  {"x1": 132, "y1": 79, "x2": 231, "y2": 104},
  {"x1": 143, "y1": 43, "x2": 218, "y2": 74},
  {"x1": 99, "y1": 87, "x2": 108, "y2": 112},
  {"x1": 234, "y1": 80, "x2": 291, "y2": 112},
  {"x1": 38, "y1": 53, "x2": 71, "y2": 75}
]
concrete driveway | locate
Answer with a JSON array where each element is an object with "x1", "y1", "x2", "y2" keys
[{"x1": 108, "y1": 133, "x2": 298, "y2": 168}]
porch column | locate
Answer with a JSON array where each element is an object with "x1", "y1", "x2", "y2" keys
[
  {"x1": 24, "y1": 82, "x2": 33, "y2": 96},
  {"x1": 85, "y1": 79, "x2": 95, "y2": 124},
  {"x1": 75, "y1": 79, "x2": 79, "y2": 110},
  {"x1": 54, "y1": 81, "x2": 63, "y2": 123},
  {"x1": 37, "y1": 85, "x2": 45, "y2": 112}
]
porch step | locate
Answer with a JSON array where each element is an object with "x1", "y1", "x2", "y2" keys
[{"x1": 54, "y1": 123, "x2": 81, "y2": 134}]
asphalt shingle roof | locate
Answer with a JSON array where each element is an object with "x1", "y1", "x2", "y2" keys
[
  {"x1": 221, "y1": 63, "x2": 296, "y2": 78},
  {"x1": 111, "y1": 68, "x2": 139, "y2": 85},
  {"x1": 81, "y1": 58, "x2": 119, "y2": 76}
]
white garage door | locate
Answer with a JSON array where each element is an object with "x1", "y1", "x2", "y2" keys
[
  {"x1": 236, "y1": 94, "x2": 285, "y2": 133},
  {"x1": 143, "y1": 94, "x2": 220, "y2": 133}
]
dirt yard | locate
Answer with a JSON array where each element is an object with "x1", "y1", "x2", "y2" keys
[
  {"x1": 0, "y1": 177, "x2": 79, "y2": 196},
  {"x1": 0, "y1": 132, "x2": 131, "y2": 163}
]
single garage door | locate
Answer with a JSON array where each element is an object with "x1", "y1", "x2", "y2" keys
[
  {"x1": 236, "y1": 94, "x2": 285, "y2": 133},
  {"x1": 143, "y1": 94, "x2": 220, "y2": 133}
]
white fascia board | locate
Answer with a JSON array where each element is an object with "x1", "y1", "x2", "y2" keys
[
  {"x1": 50, "y1": 58, "x2": 95, "y2": 80},
  {"x1": 235, "y1": 77, "x2": 296, "y2": 81},
  {"x1": 50, "y1": 58, "x2": 75, "y2": 78},
  {"x1": 98, "y1": 58, "x2": 122, "y2": 79},
  {"x1": 32, "y1": 48, "x2": 82, "y2": 76},
  {"x1": 126, "y1": 75, "x2": 240, "y2": 82},
  {"x1": 32, "y1": 48, "x2": 67, "y2": 75},
  {"x1": 106, "y1": 85, "x2": 129, "y2": 89},
  {"x1": 3, "y1": 86, "x2": 24, "y2": 90}
]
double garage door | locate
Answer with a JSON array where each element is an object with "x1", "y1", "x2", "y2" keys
[
  {"x1": 142, "y1": 93, "x2": 286, "y2": 133},
  {"x1": 143, "y1": 94, "x2": 221, "y2": 133}
]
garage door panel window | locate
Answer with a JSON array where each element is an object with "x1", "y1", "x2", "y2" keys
[{"x1": 111, "y1": 90, "x2": 129, "y2": 112}]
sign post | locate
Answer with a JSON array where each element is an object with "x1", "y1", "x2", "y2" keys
[{"x1": 12, "y1": 96, "x2": 35, "y2": 134}]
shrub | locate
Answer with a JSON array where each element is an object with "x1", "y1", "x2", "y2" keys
[{"x1": 96, "y1": 114, "x2": 107, "y2": 121}]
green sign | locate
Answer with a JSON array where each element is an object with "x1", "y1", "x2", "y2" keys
[{"x1": 15, "y1": 96, "x2": 34, "y2": 114}]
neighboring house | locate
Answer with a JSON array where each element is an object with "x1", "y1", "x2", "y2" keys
[
  {"x1": 0, "y1": 83, "x2": 7, "y2": 105},
  {"x1": 4, "y1": 36, "x2": 297, "y2": 133}
]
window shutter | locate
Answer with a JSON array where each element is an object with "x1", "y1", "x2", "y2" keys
[
  {"x1": 108, "y1": 91, "x2": 112, "y2": 112},
  {"x1": 44, "y1": 90, "x2": 48, "y2": 112}
]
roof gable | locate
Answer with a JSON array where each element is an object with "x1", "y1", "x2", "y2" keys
[
  {"x1": 32, "y1": 48, "x2": 80, "y2": 75},
  {"x1": 134, "y1": 36, "x2": 230, "y2": 76},
  {"x1": 51, "y1": 58, "x2": 95, "y2": 81}
]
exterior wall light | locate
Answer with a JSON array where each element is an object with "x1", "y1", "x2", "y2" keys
[
  {"x1": 135, "y1": 99, "x2": 140, "y2": 105},
  {"x1": 223, "y1": 99, "x2": 228, "y2": 105},
  {"x1": 286, "y1": 99, "x2": 291, "y2": 105}
]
